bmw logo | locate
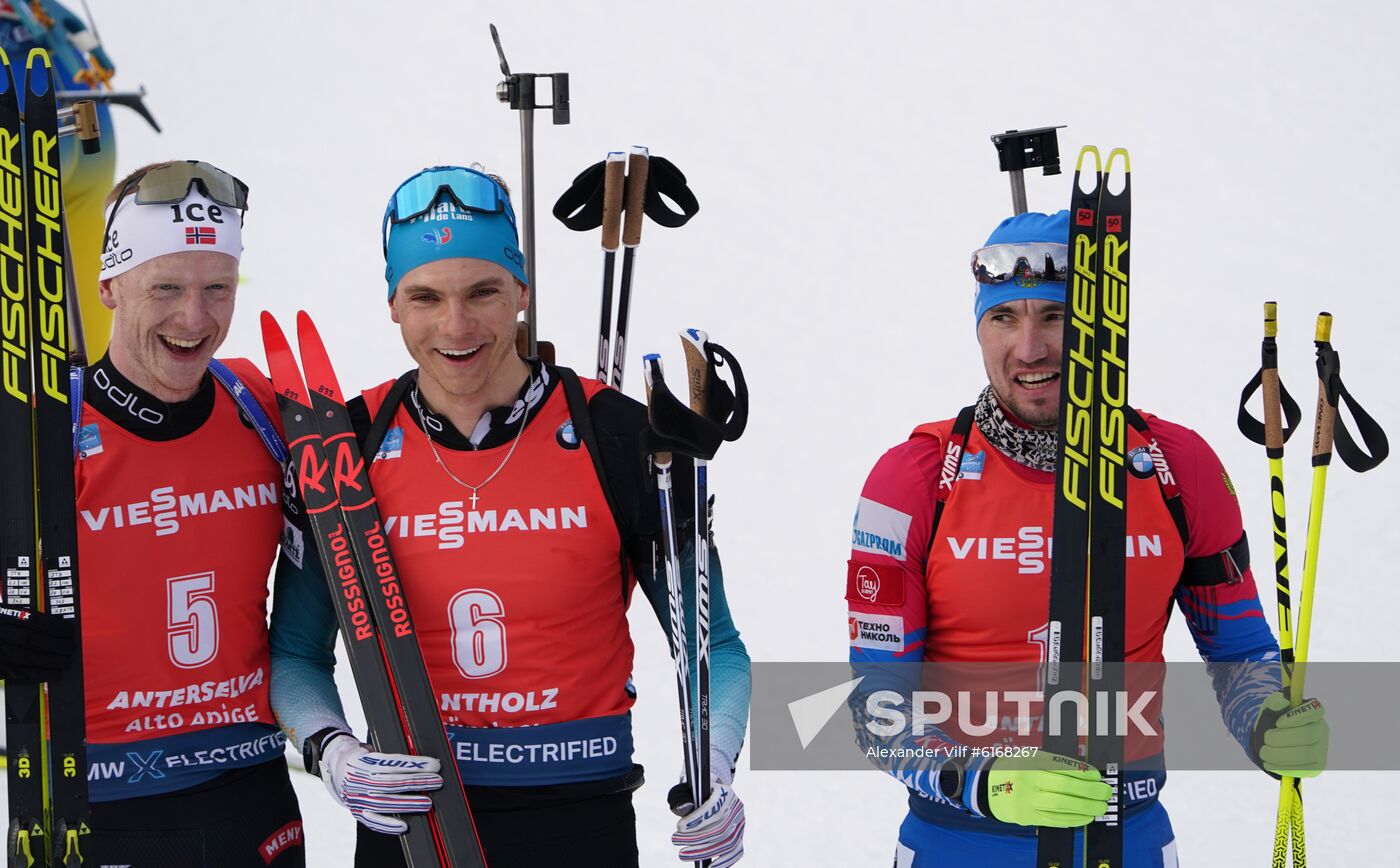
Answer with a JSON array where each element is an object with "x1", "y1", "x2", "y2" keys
[
  {"x1": 1128, "y1": 446, "x2": 1155, "y2": 479},
  {"x1": 556, "y1": 420, "x2": 580, "y2": 450}
]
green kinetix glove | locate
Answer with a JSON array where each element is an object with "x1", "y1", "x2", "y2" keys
[
  {"x1": 979, "y1": 751, "x2": 1111, "y2": 828},
  {"x1": 1252, "y1": 691, "x2": 1329, "y2": 779}
]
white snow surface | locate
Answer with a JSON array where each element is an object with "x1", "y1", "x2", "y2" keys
[{"x1": 12, "y1": 1, "x2": 1400, "y2": 865}]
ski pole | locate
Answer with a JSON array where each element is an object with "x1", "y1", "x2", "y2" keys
[
  {"x1": 1296, "y1": 311, "x2": 1390, "y2": 696},
  {"x1": 595, "y1": 153, "x2": 626, "y2": 381},
  {"x1": 1261, "y1": 303, "x2": 1305, "y2": 868},
  {"x1": 610, "y1": 147, "x2": 650, "y2": 388},
  {"x1": 1239, "y1": 302, "x2": 1307, "y2": 866},
  {"x1": 680, "y1": 329, "x2": 712, "y2": 821},
  {"x1": 643, "y1": 354, "x2": 703, "y2": 821}
]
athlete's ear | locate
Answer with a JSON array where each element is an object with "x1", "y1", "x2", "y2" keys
[
  {"x1": 516, "y1": 279, "x2": 529, "y2": 315},
  {"x1": 98, "y1": 277, "x2": 117, "y2": 311},
  {"x1": 388, "y1": 295, "x2": 400, "y2": 325}
]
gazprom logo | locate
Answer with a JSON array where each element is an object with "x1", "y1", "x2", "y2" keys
[{"x1": 851, "y1": 498, "x2": 912, "y2": 560}]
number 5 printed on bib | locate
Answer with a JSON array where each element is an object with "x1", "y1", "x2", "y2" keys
[{"x1": 168, "y1": 571, "x2": 219, "y2": 669}]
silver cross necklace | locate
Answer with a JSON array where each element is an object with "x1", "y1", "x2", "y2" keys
[{"x1": 412, "y1": 386, "x2": 529, "y2": 510}]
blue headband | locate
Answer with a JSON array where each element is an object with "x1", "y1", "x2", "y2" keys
[
  {"x1": 383, "y1": 168, "x2": 527, "y2": 299},
  {"x1": 973, "y1": 210, "x2": 1070, "y2": 325}
]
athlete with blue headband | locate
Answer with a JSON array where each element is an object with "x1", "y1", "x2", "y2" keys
[
  {"x1": 845, "y1": 210, "x2": 1326, "y2": 867},
  {"x1": 273, "y1": 165, "x2": 752, "y2": 868}
]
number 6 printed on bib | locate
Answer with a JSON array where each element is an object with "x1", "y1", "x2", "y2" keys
[
  {"x1": 168, "y1": 572, "x2": 219, "y2": 669},
  {"x1": 450, "y1": 589, "x2": 507, "y2": 678}
]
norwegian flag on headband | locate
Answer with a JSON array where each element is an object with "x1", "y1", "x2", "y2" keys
[{"x1": 185, "y1": 226, "x2": 216, "y2": 245}]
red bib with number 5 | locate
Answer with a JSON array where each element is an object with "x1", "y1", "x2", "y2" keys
[{"x1": 75, "y1": 360, "x2": 282, "y2": 743}]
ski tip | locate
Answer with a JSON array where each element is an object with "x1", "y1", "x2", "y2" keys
[
  {"x1": 1075, "y1": 145, "x2": 1101, "y2": 174},
  {"x1": 24, "y1": 47, "x2": 51, "y2": 74},
  {"x1": 295, "y1": 310, "x2": 324, "y2": 353},
  {"x1": 259, "y1": 310, "x2": 285, "y2": 345},
  {"x1": 1106, "y1": 147, "x2": 1131, "y2": 175}
]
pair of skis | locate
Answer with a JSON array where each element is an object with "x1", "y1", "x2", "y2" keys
[
  {"x1": 1237, "y1": 305, "x2": 1388, "y2": 867},
  {"x1": 1041, "y1": 145, "x2": 1131, "y2": 868},
  {"x1": 260, "y1": 313, "x2": 486, "y2": 868},
  {"x1": 1, "y1": 49, "x2": 92, "y2": 868},
  {"x1": 596, "y1": 146, "x2": 650, "y2": 388}
]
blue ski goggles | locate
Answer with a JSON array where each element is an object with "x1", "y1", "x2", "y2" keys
[
  {"x1": 970, "y1": 242, "x2": 1069, "y2": 285},
  {"x1": 381, "y1": 166, "x2": 527, "y2": 297},
  {"x1": 381, "y1": 166, "x2": 518, "y2": 253}
]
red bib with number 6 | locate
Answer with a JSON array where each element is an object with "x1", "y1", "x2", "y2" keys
[{"x1": 361, "y1": 377, "x2": 633, "y2": 730}]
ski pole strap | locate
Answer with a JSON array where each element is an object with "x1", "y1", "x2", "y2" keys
[
  {"x1": 557, "y1": 365, "x2": 633, "y2": 605},
  {"x1": 209, "y1": 359, "x2": 289, "y2": 464},
  {"x1": 1236, "y1": 368, "x2": 1302, "y2": 448},
  {"x1": 641, "y1": 341, "x2": 747, "y2": 460},
  {"x1": 361, "y1": 371, "x2": 417, "y2": 465},
  {"x1": 553, "y1": 155, "x2": 700, "y2": 231},
  {"x1": 1321, "y1": 372, "x2": 1388, "y2": 476}
]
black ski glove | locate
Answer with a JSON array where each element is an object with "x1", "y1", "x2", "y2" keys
[{"x1": 0, "y1": 608, "x2": 76, "y2": 683}]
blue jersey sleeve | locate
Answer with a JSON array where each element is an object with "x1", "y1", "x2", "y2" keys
[
  {"x1": 637, "y1": 538, "x2": 750, "y2": 780},
  {"x1": 268, "y1": 505, "x2": 353, "y2": 751}
]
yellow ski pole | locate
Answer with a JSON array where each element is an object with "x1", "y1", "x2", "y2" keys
[
  {"x1": 1264, "y1": 305, "x2": 1305, "y2": 867},
  {"x1": 1237, "y1": 302, "x2": 1305, "y2": 866}
]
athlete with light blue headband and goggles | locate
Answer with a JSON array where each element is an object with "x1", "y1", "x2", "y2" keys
[{"x1": 272, "y1": 164, "x2": 752, "y2": 868}]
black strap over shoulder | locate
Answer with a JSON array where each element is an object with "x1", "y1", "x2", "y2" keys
[
  {"x1": 926, "y1": 405, "x2": 976, "y2": 558},
  {"x1": 557, "y1": 366, "x2": 632, "y2": 605},
  {"x1": 362, "y1": 372, "x2": 416, "y2": 464}
]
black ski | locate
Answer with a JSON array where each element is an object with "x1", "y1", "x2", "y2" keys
[
  {"x1": 262, "y1": 312, "x2": 487, "y2": 868},
  {"x1": 2, "y1": 48, "x2": 90, "y2": 868},
  {"x1": 1, "y1": 44, "x2": 47, "y2": 868},
  {"x1": 1084, "y1": 149, "x2": 1130, "y2": 868},
  {"x1": 1039, "y1": 145, "x2": 1102, "y2": 868}
]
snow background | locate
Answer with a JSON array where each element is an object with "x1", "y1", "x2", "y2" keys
[{"x1": 28, "y1": 0, "x2": 1400, "y2": 863}]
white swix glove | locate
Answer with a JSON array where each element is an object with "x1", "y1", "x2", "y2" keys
[
  {"x1": 317, "y1": 731, "x2": 444, "y2": 835},
  {"x1": 668, "y1": 760, "x2": 745, "y2": 867}
]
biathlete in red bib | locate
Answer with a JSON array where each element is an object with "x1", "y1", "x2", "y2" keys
[
  {"x1": 271, "y1": 165, "x2": 750, "y2": 868},
  {"x1": 846, "y1": 211, "x2": 1330, "y2": 867},
  {"x1": 66, "y1": 162, "x2": 301, "y2": 865}
]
